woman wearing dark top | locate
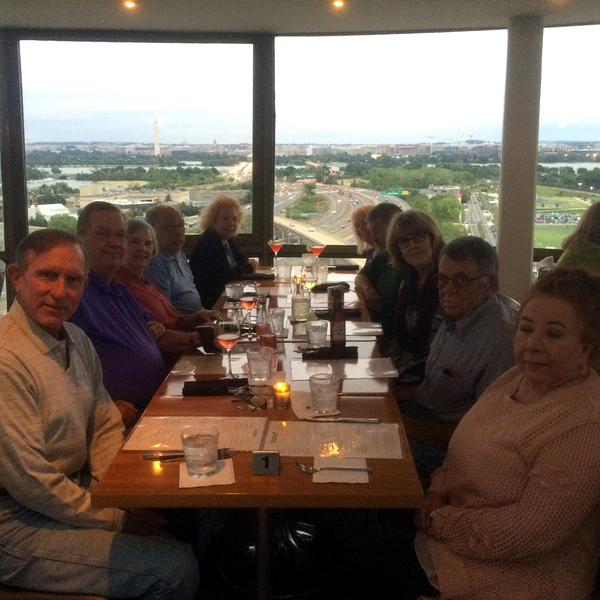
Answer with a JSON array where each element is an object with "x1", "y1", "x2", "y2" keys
[
  {"x1": 387, "y1": 210, "x2": 445, "y2": 383},
  {"x1": 190, "y1": 195, "x2": 258, "y2": 308}
]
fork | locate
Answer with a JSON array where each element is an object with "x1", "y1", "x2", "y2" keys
[
  {"x1": 143, "y1": 448, "x2": 235, "y2": 462},
  {"x1": 295, "y1": 460, "x2": 373, "y2": 474}
]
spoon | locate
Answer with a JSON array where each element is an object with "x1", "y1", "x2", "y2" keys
[{"x1": 295, "y1": 460, "x2": 372, "y2": 474}]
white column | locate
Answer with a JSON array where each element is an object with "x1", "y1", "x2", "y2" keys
[{"x1": 497, "y1": 14, "x2": 544, "y2": 302}]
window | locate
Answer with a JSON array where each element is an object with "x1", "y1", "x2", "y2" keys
[
  {"x1": 274, "y1": 31, "x2": 507, "y2": 259},
  {"x1": 20, "y1": 40, "x2": 253, "y2": 236},
  {"x1": 536, "y1": 24, "x2": 600, "y2": 249}
]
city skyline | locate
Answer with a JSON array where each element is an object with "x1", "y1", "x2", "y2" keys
[{"x1": 19, "y1": 25, "x2": 600, "y2": 145}]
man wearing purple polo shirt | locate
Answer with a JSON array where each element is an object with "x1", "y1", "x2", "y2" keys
[{"x1": 70, "y1": 202, "x2": 169, "y2": 427}]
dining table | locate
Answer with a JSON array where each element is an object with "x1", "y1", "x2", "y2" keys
[{"x1": 91, "y1": 270, "x2": 424, "y2": 599}]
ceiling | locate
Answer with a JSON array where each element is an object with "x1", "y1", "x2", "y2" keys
[{"x1": 1, "y1": 0, "x2": 599, "y2": 36}]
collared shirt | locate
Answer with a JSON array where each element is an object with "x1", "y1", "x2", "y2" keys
[
  {"x1": 414, "y1": 294, "x2": 515, "y2": 423},
  {"x1": 69, "y1": 271, "x2": 168, "y2": 410},
  {"x1": 0, "y1": 300, "x2": 125, "y2": 532},
  {"x1": 143, "y1": 247, "x2": 201, "y2": 314},
  {"x1": 114, "y1": 266, "x2": 191, "y2": 332}
]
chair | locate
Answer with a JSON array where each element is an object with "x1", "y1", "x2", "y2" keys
[
  {"x1": 0, "y1": 585, "x2": 106, "y2": 600},
  {"x1": 498, "y1": 293, "x2": 520, "y2": 316}
]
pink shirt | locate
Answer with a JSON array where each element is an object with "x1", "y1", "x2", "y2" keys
[{"x1": 114, "y1": 267, "x2": 191, "y2": 332}]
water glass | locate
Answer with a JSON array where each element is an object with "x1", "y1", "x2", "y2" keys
[
  {"x1": 270, "y1": 308, "x2": 286, "y2": 334},
  {"x1": 181, "y1": 426, "x2": 219, "y2": 478},
  {"x1": 305, "y1": 319, "x2": 328, "y2": 348},
  {"x1": 309, "y1": 373, "x2": 339, "y2": 414},
  {"x1": 317, "y1": 264, "x2": 329, "y2": 284},
  {"x1": 292, "y1": 296, "x2": 311, "y2": 322},
  {"x1": 246, "y1": 346, "x2": 275, "y2": 382},
  {"x1": 277, "y1": 261, "x2": 292, "y2": 282},
  {"x1": 225, "y1": 283, "x2": 242, "y2": 302}
]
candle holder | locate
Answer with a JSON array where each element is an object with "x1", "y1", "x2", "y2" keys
[{"x1": 273, "y1": 382, "x2": 291, "y2": 410}]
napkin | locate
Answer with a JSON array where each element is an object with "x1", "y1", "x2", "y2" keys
[
  {"x1": 179, "y1": 459, "x2": 235, "y2": 488},
  {"x1": 182, "y1": 379, "x2": 248, "y2": 396},
  {"x1": 312, "y1": 456, "x2": 369, "y2": 484},
  {"x1": 290, "y1": 390, "x2": 340, "y2": 420}
]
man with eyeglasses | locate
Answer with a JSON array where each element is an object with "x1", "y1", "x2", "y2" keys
[
  {"x1": 397, "y1": 236, "x2": 515, "y2": 481},
  {"x1": 69, "y1": 202, "x2": 170, "y2": 427}
]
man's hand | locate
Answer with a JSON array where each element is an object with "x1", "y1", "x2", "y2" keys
[
  {"x1": 248, "y1": 257, "x2": 260, "y2": 271},
  {"x1": 414, "y1": 491, "x2": 446, "y2": 531},
  {"x1": 147, "y1": 321, "x2": 165, "y2": 340},
  {"x1": 122, "y1": 509, "x2": 173, "y2": 538},
  {"x1": 197, "y1": 310, "x2": 219, "y2": 324},
  {"x1": 113, "y1": 401, "x2": 140, "y2": 429}
]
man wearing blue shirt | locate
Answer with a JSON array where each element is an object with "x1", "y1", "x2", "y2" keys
[
  {"x1": 144, "y1": 205, "x2": 202, "y2": 314},
  {"x1": 397, "y1": 237, "x2": 515, "y2": 481}
]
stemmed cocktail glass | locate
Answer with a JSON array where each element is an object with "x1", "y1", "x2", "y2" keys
[
  {"x1": 309, "y1": 244, "x2": 326, "y2": 258},
  {"x1": 216, "y1": 314, "x2": 241, "y2": 378},
  {"x1": 268, "y1": 239, "x2": 284, "y2": 271}
]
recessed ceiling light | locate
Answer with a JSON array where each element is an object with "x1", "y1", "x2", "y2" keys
[
  {"x1": 124, "y1": 1, "x2": 136, "y2": 8},
  {"x1": 333, "y1": 1, "x2": 344, "y2": 7}
]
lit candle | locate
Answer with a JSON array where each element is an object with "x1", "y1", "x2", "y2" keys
[{"x1": 273, "y1": 382, "x2": 290, "y2": 410}]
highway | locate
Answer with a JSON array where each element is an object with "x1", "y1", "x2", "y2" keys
[{"x1": 465, "y1": 193, "x2": 497, "y2": 245}]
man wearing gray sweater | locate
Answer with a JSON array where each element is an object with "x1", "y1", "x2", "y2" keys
[{"x1": 0, "y1": 229, "x2": 198, "y2": 599}]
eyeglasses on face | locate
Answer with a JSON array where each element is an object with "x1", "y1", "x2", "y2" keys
[
  {"x1": 232, "y1": 386, "x2": 267, "y2": 411},
  {"x1": 434, "y1": 273, "x2": 488, "y2": 289},
  {"x1": 398, "y1": 232, "x2": 426, "y2": 248},
  {"x1": 89, "y1": 229, "x2": 128, "y2": 243}
]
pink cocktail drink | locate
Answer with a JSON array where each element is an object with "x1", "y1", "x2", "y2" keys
[{"x1": 310, "y1": 245, "x2": 325, "y2": 257}]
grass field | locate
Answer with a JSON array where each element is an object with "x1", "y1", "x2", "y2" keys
[
  {"x1": 533, "y1": 223, "x2": 575, "y2": 249},
  {"x1": 535, "y1": 195, "x2": 589, "y2": 212}
]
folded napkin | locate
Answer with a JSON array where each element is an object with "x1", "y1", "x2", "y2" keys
[
  {"x1": 312, "y1": 457, "x2": 369, "y2": 484},
  {"x1": 179, "y1": 459, "x2": 235, "y2": 487},
  {"x1": 314, "y1": 308, "x2": 362, "y2": 319},
  {"x1": 182, "y1": 379, "x2": 248, "y2": 396},
  {"x1": 311, "y1": 281, "x2": 351, "y2": 294},
  {"x1": 301, "y1": 346, "x2": 358, "y2": 361},
  {"x1": 327, "y1": 265, "x2": 359, "y2": 272}
]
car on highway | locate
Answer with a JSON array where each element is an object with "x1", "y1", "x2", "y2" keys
[
  {"x1": 332, "y1": 210, "x2": 337, "y2": 214},
  {"x1": 308, "y1": 227, "x2": 315, "y2": 232},
  {"x1": 289, "y1": 222, "x2": 295, "y2": 227}
]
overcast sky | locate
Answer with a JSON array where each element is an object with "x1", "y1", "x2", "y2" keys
[{"x1": 19, "y1": 24, "x2": 600, "y2": 145}]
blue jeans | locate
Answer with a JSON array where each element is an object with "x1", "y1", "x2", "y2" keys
[{"x1": 0, "y1": 515, "x2": 199, "y2": 599}]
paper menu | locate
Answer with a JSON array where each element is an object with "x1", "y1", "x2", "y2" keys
[
  {"x1": 290, "y1": 357, "x2": 397, "y2": 381},
  {"x1": 263, "y1": 421, "x2": 403, "y2": 459},
  {"x1": 123, "y1": 416, "x2": 267, "y2": 451}
]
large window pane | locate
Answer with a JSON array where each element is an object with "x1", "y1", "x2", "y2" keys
[
  {"x1": 536, "y1": 24, "x2": 600, "y2": 250},
  {"x1": 275, "y1": 31, "x2": 507, "y2": 259},
  {"x1": 20, "y1": 40, "x2": 253, "y2": 235}
]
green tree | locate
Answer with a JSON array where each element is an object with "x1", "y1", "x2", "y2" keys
[
  {"x1": 29, "y1": 214, "x2": 48, "y2": 228},
  {"x1": 48, "y1": 214, "x2": 77, "y2": 233}
]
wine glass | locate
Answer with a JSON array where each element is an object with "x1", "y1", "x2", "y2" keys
[
  {"x1": 216, "y1": 314, "x2": 241, "y2": 379},
  {"x1": 239, "y1": 281, "x2": 259, "y2": 336},
  {"x1": 268, "y1": 239, "x2": 284, "y2": 270}
]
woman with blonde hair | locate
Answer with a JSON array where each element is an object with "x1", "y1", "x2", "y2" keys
[
  {"x1": 351, "y1": 204, "x2": 374, "y2": 260},
  {"x1": 557, "y1": 201, "x2": 600, "y2": 273},
  {"x1": 190, "y1": 195, "x2": 257, "y2": 308}
]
